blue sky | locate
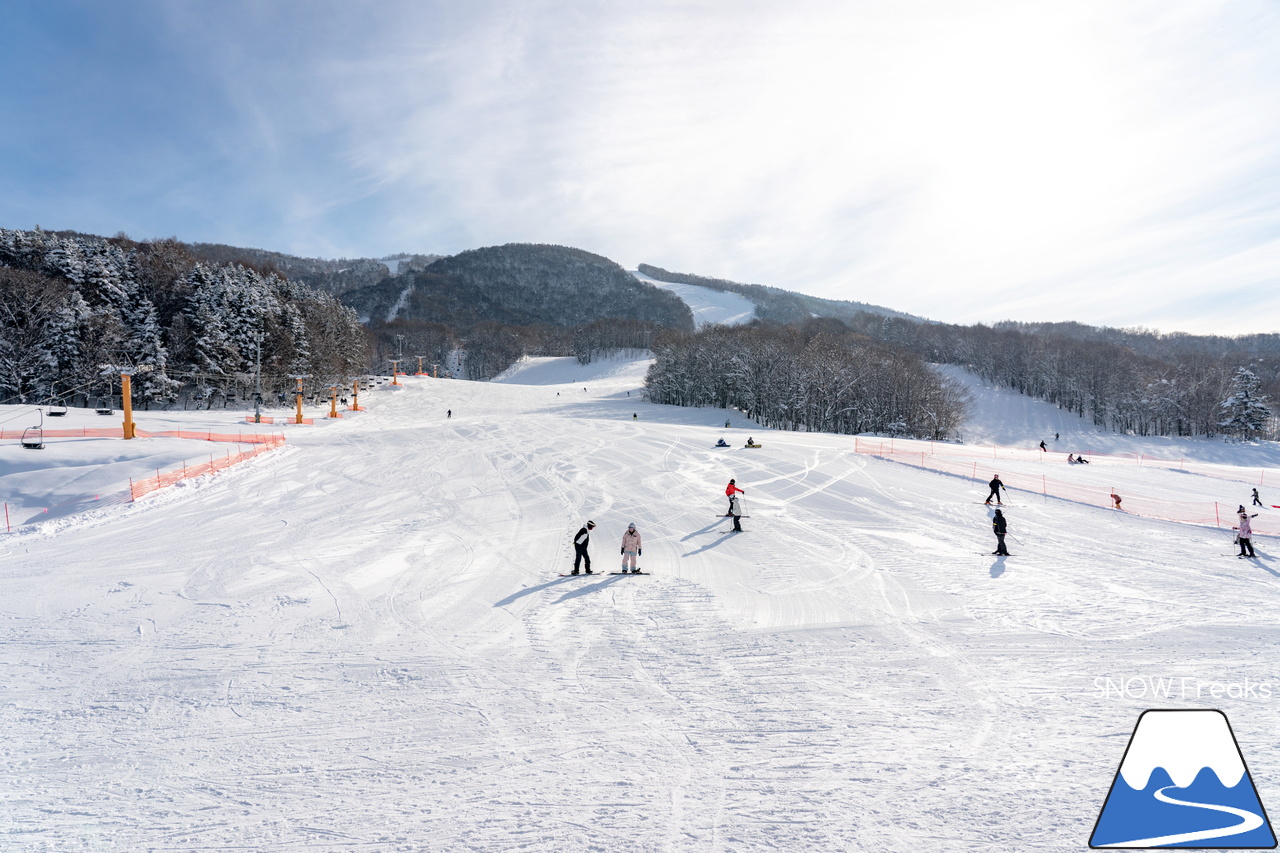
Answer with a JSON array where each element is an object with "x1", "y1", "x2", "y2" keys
[{"x1": 3, "y1": 1, "x2": 1280, "y2": 335}]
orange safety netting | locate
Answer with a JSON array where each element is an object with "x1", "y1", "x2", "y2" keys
[
  {"x1": 852, "y1": 438, "x2": 1278, "y2": 536},
  {"x1": 3, "y1": 427, "x2": 284, "y2": 443},
  {"x1": 129, "y1": 435, "x2": 286, "y2": 500}
]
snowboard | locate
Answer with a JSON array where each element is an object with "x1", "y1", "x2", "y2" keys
[
  {"x1": 558, "y1": 572, "x2": 599, "y2": 577},
  {"x1": 609, "y1": 571, "x2": 650, "y2": 575}
]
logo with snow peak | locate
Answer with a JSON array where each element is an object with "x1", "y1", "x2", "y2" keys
[{"x1": 1090, "y1": 710, "x2": 1276, "y2": 848}]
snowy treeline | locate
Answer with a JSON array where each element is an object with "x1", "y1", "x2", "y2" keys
[
  {"x1": 853, "y1": 314, "x2": 1277, "y2": 440},
  {"x1": 572, "y1": 319, "x2": 659, "y2": 365},
  {"x1": 0, "y1": 228, "x2": 368, "y2": 407},
  {"x1": 645, "y1": 320, "x2": 968, "y2": 439}
]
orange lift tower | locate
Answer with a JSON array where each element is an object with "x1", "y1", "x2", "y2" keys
[
  {"x1": 121, "y1": 370, "x2": 137, "y2": 439},
  {"x1": 290, "y1": 374, "x2": 310, "y2": 424}
]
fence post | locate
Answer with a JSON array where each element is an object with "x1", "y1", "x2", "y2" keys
[
  {"x1": 129, "y1": 478, "x2": 134, "y2": 502},
  {"x1": 4, "y1": 502, "x2": 8, "y2": 533},
  {"x1": 1215, "y1": 502, "x2": 1220, "y2": 527},
  {"x1": 1043, "y1": 475, "x2": 1046, "y2": 495}
]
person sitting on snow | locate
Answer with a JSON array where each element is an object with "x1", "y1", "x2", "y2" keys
[{"x1": 716, "y1": 438, "x2": 730, "y2": 447}]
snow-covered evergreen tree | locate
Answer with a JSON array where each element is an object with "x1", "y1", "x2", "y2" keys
[
  {"x1": 46, "y1": 290, "x2": 91, "y2": 398},
  {"x1": 1219, "y1": 367, "x2": 1272, "y2": 439}
]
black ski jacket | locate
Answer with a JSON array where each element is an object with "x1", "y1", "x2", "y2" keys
[{"x1": 992, "y1": 515, "x2": 1007, "y2": 535}]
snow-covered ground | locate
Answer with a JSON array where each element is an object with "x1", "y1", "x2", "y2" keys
[
  {"x1": 631, "y1": 270, "x2": 756, "y2": 328},
  {"x1": 3, "y1": 360, "x2": 1279, "y2": 851}
]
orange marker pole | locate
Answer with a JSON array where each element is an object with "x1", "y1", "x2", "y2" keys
[{"x1": 121, "y1": 374, "x2": 136, "y2": 439}]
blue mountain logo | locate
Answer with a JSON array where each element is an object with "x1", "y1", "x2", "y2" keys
[{"x1": 1091, "y1": 710, "x2": 1276, "y2": 848}]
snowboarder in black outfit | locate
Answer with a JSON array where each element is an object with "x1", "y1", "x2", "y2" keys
[
  {"x1": 571, "y1": 521, "x2": 595, "y2": 574},
  {"x1": 1039, "y1": 440, "x2": 1047, "y2": 452},
  {"x1": 992, "y1": 509, "x2": 1010, "y2": 555},
  {"x1": 984, "y1": 475, "x2": 1006, "y2": 505},
  {"x1": 729, "y1": 494, "x2": 743, "y2": 532},
  {"x1": 1253, "y1": 488, "x2": 1263, "y2": 507}
]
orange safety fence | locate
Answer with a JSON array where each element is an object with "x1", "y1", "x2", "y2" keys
[
  {"x1": 2, "y1": 427, "x2": 284, "y2": 443},
  {"x1": 856, "y1": 442, "x2": 1279, "y2": 536},
  {"x1": 129, "y1": 435, "x2": 286, "y2": 501},
  {"x1": 851, "y1": 437, "x2": 1273, "y2": 486},
  {"x1": 245, "y1": 416, "x2": 318, "y2": 425}
]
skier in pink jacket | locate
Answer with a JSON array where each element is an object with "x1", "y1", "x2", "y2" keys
[{"x1": 621, "y1": 523, "x2": 642, "y2": 573}]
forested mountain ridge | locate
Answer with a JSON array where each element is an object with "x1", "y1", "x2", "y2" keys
[
  {"x1": 0, "y1": 227, "x2": 367, "y2": 407},
  {"x1": 2, "y1": 224, "x2": 1275, "y2": 439}
]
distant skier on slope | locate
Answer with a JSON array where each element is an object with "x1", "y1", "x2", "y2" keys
[
  {"x1": 620, "y1": 523, "x2": 642, "y2": 573},
  {"x1": 571, "y1": 521, "x2": 596, "y2": 574},
  {"x1": 1235, "y1": 506, "x2": 1258, "y2": 558},
  {"x1": 984, "y1": 475, "x2": 1006, "y2": 505},
  {"x1": 729, "y1": 494, "x2": 744, "y2": 532},
  {"x1": 1253, "y1": 488, "x2": 1263, "y2": 507},
  {"x1": 725, "y1": 479, "x2": 745, "y2": 515},
  {"x1": 1111, "y1": 493, "x2": 1123, "y2": 510},
  {"x1": 1039, "y1": 440, "x2": 1047, "y2": 452},
  {"x1": 992, "y1": 509, "x2": 1010, "y2": 556}
]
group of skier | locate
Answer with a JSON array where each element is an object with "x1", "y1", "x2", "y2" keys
[
  {"x1": 568, "y1": 456, "x2": 1266, "y2": 572},
  {"x1": 569, "y1": 520, "x2": 644, "y2": 575},
  {"x1": 985, "y1": 470, "x2": 1264, "y2": 559},
  {"x1": 568, "y1": 478, "x2": 746, "y2": 574}
]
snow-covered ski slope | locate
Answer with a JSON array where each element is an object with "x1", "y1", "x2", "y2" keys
[
  {"x1": 631, "y1": 269, "x2": 756, "y2": 328},
  {"x1": 3, "y1": 358, "x2": 1280, "y2": 852}
]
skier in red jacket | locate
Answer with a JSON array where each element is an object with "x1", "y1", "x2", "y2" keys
[{"x1": 725, "y1": 479, "x2": 745, "y2": 515}]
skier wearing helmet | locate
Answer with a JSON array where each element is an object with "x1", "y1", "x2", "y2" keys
[{"x1": 621, "y1": 523, "x2": 642, "y2": 573}]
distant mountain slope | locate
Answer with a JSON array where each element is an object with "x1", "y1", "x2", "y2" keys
[
  {"x1": 630, "y1": 269, "x2": 755, "y2": 328},
  {"x1": 187, "y1": 243, "x2": 440, "y2": 295},
  {"x1": 348, "y1": 244, "x2": 694, "y2": 332},
  {"x1": 637, "y1": 262, "x2": 923, "y2": 325}
]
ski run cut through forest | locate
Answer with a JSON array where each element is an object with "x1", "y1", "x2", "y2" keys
[{"x1": 2, "y1": 349, "x2": 1280, "y2": 852}]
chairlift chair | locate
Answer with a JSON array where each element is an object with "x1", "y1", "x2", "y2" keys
[
  {"x1": 95, "y1": 396, "x2": 114, "y2": 415},
  {"x1": 21, "y1": 410, "x2": 45, "y2": 449},
  {"x1": 21, "y1": 426, "x2": 45, "y2": 450},
  {"x1": 47, "y1": 400, "x2": 68, "y2": 417}
]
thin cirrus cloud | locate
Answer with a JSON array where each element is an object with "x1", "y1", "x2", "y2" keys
[{"x1": 2, "y1": 0, "x2": 1279, "y2": 334}]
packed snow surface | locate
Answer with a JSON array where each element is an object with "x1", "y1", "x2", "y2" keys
[{"x1": 3, "y1": 359, "x2": 1279, "y2": 851}]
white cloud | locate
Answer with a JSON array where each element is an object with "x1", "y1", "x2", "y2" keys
[{"x1": 14, "y1": 0, "x2": 1280, "y2": 333}]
